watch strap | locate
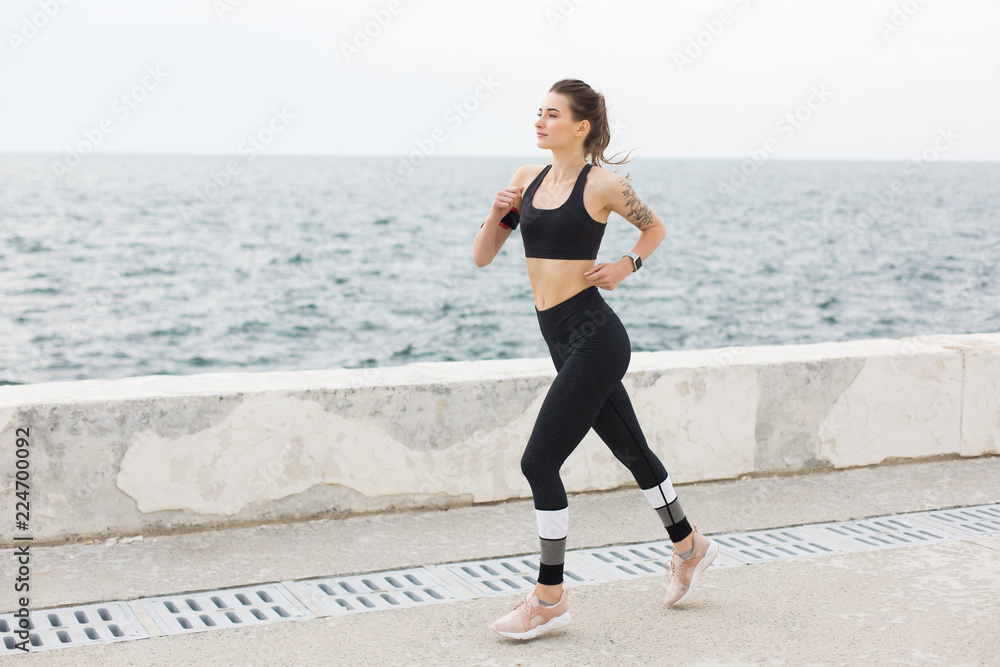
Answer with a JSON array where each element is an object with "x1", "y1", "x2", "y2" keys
[{"x1": 623, "y1": 252, "x2": 642, "y2": 272}]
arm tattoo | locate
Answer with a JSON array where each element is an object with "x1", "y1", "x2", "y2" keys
[{"x1": 620, "y1": 179, "x2": 654, "y2": 230}]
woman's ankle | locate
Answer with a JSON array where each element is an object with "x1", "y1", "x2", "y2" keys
[{"x1": 534, "y1": 582, "x2": 563, "y2": 604}]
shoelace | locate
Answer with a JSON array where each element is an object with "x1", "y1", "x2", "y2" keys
[
  {"x1": 669, "y1": 528, "x2": 702, "y2": 582},
  {"x1": 667, "y1": 554, "x2": 690, "y2": 583},
  {"x1": 509, "y1": 595, "x2": 539, "y2": 616}
]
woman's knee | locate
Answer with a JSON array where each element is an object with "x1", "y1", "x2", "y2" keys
[
  {"x1": 520, "y1": 447, "x2": 541, "y2": 482},
  {"x1": 520, "y1": 446, "x2": 558, "y2": 487}
]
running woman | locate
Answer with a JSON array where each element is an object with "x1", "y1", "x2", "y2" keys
[{"x1": 473, "y1": 79, "x2": 719, "y2": 640}]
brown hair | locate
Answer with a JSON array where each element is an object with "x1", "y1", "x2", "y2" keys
[{"x1": 549, "y1": 78, "x2": 633, "y2": 174}]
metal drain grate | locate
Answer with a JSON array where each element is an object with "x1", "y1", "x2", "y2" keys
[
  {"x1": 438, "y1": 555, "x2": 606, "y2": 597},
  {"x1": 0, "y1": 601, "x2": 148, "y2": 655},
  {"x1": 139, "y1": 583, "x2": 313, "y2": 636},
  {"x1": 713, "y1": 527, "x2": 856, "y2": 564},
  {"x1": 6, "y1": 502, "x2": 994, "y2": 656},
  {"x1": 295, "y1": 568, "x2": 462, "y2": 616},
  {"x1": 805, "y1": 515, "x2": 956, "y2": 551},
  {"x1": 909, "y1": 504, "x2": 1000, "y2": 537},
  {"x1": 573, "y1": 540, "x2": 743, "y2": 580}
]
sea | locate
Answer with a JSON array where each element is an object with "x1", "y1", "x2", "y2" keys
[{"x1": 1, "y1": 154, "x2": 997, "y2": 386}]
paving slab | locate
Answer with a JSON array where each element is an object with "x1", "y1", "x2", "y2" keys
[{"x1": 2, "y1": 457, "x2": 998, "y2": 665}]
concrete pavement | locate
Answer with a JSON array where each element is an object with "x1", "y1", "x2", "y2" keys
[{"x1": 3, "y1": 456, "x2": 999, "y2": 665}]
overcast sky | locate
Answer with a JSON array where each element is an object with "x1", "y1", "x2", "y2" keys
[{"x1": 2, "y1": 0, "x2": 998, "y2": 161}]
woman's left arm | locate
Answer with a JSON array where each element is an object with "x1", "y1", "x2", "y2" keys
[{"x1": 584, "y1": 173, "x2": 667, "y2": 290}]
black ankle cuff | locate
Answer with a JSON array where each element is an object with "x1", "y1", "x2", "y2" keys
[
  {"x1": 666, "y1": 518, "x2": 693, "y2": 544},
  {"x1": 537, "y1": 562, "x2": 564, "y2": 586}
]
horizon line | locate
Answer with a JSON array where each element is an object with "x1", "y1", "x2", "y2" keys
[{"x1": 1, "y1": 150, "x2": 998, "y2": 164}]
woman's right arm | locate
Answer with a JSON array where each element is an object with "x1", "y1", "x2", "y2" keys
[{"x1": 473, "y1": 168, "x2": 528, "y2": 267}]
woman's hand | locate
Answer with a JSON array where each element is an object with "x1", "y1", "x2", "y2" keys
[
  {"x1": 491, "y1": 186, "x2": 523, "y2": 217},
  {"x1": 584, "y1": 258, "x2": 633, "y2": 290}
]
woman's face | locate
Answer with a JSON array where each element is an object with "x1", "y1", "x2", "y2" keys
[{"x1": 535, "y1": 92, "x2": 587, "y2": 150}]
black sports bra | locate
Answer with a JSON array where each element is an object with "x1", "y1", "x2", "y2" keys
[{"x1": 519, "y1": 163, "x2": 606, "y2": 260}]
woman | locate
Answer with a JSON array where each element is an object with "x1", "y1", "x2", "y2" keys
[{"x1": 473, "y1": 79, "x2": 718, "y2": 640}]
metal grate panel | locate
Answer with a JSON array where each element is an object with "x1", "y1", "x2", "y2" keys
[
  {"x1": 438, "y1": 555, "x2": 606, "y2": 597},
  {"x1": 713, "y1": 526, "x2": 857, "y2": 564},
  {"x1": 805, "y1": 515, "x2": 956, "y2": 551},
  {"x1": 5, "y1": 503, "x2": 994, "y2": 656},
  {"x1": 139, "y1": 583, "x2": 313, "y2": 636},
  {"x1": 573, "y1": 540, "x2": 743, "y2": 580},
  {"x1": 908, "y1": 504, "x2": 1000, "y2": 537},
  {"x1": 294, "y1": 568, "x2": 462, "y2": 616},
  {"x1": 0, "y1": 601, "x2": 148, "y2": 655}
]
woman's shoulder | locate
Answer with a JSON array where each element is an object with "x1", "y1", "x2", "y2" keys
[
  {"x1": 507, "y1": 164, "x2": 548, "y2": 188},
  {"x1": 586, "y1": 162, "x2": 628, "y2": 182},
  {"x1": 586, "y1": 163, "x2": 630, "y2": 197},
  {"x1": 516, "y1": 164, "x2": 549, "y2": 179}
]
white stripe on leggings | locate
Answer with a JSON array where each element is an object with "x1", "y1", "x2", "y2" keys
[
  {"x1": 641, "y1": 478, "x2": 678, "y2": 509},
  {"x1": 535, "y1": 508, "x2": 569, "y2": 539}
]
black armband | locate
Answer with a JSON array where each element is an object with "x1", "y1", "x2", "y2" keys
[{"x1": 499, "y1": 207, "x2": 520, "y2": 231}]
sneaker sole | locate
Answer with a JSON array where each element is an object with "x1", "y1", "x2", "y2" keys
[
  {"x1": 668, "y1": 539, "x2": 718, "y2": 606},
  {"x1": 492, "y1": 611, "x2": 572, "y2": 640}
]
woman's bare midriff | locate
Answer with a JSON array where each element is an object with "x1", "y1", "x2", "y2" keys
[
  {"x1": 527, "y1": 257, "x2": 597, "y2": 311},
  {"x1": 517, "y1": 163, "x2": 612, "y2": 310}
]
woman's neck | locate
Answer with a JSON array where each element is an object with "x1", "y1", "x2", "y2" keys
[{"x1": 547, "y1": 149, "x2": 588, "y2": 186}]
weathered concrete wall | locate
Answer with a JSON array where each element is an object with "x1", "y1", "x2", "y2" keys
[{"x1": 1, "y1": 332, "x2": 998, "y2": 544}]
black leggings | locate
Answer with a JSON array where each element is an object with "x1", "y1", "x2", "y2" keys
[{"x1": 522, "y1": 286, "x2": 691, "y2": 584}]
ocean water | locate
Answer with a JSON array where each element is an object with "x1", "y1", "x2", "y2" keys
[{"x1": 1, "y1": 154, "x2": 998, "y2": 385}]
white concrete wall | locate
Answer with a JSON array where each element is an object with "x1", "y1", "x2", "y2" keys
[{"x1": 1, "y1": 332, "x2": 998, "y2": 544}]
